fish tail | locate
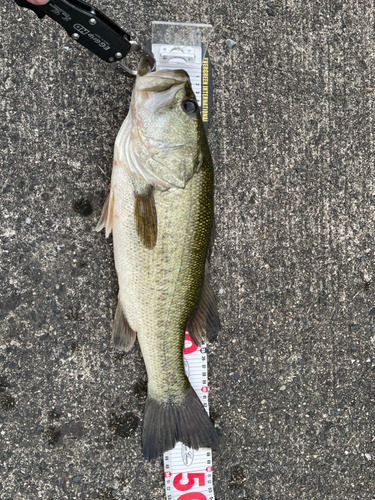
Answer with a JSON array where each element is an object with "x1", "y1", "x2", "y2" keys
[{"x1": 142, "y1": 386, "x2": 219, "y2": 460}]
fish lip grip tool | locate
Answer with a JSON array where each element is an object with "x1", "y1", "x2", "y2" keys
[{"x1": 14, "y1": 0, "x2": 155, "y2": 76}]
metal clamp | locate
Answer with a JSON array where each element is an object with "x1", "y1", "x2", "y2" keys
[
  {"x1": 159, "y1": 46, "x2": 196, "y2": 64},
  {"x1": 113, "y1": 41, "x2": 156, "y2": 77}
]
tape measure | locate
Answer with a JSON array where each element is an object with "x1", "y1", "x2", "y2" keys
[{"x1": 163, "y1": 332, "x2": 215, "y2": 500}]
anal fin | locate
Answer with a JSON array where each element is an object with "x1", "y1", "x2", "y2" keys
[
  {"x1": 187, "y1": 274, "x2": 220, "y2": 346},
  {"x1": 112, "y1": 300, "x2": 137, "y2": 352},
  {"x1": 96, "y1": 190, "x2": 114, "y2": 238},
  {"x1": 134, "y1": 186, "x2": 157, "y2": 250}
]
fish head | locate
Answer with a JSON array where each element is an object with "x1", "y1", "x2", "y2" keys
[{"x1": 128, "y1": 63, "x2": 205, "y2": 189}]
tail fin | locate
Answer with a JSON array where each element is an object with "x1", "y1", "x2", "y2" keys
[{"x1": 142, "y1": 386, "x2": 219, "y2": 460}]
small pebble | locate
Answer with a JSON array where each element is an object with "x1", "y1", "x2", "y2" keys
[
  {"x1": 25, "y1": 218, "x2": 31, "y2": 224},
  {"x1": 219, "y1": 288, "x2": 224, "y2": 294},
  {"x1": 365, "y1": 453, "x2": 371, "y2": 461},
  {"x1": 279, "y1": 385, "x2": 286, "y2": 391},
  {"x1": 225, "y1": 39, "x2": 236, "y2": 48},
  {"x1": 72, "y1": 475, "x2": 82, "y2": 483}
]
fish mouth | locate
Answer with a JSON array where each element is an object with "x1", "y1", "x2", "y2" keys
[
  {"x1": 137, "y1": 55, "x2": 190, "y2": 83},
  {"x1": 136, "y1": 69, "x2": 190, "y2": 93}
]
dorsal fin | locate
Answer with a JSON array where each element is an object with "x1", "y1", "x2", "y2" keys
[{"x1": 187, "y1": 274, "x2": 220, "y2": 346}]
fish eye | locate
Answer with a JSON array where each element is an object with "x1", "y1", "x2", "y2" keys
[{"x1": 182, "y1": 99, "x2": 198, "y2": 114}]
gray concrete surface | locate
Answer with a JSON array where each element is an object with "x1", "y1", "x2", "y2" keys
[{"x1": 1, "y1": 0, "x2": 375, "y2": 498}]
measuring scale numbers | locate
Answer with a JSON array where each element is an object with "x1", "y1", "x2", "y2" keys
[{"x1": 163, "y1": 332, "x2": 215, "y2": 500}]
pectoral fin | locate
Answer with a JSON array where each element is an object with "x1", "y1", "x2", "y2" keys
[
  {"x1": 112, "y1": 300, "x2": 137, "y2": 352},
  {"x1": 134, "y1": 186, "x2": 157, "y2": 250},
  {"x1": 96, "y1": 190, "x2": 114, "y2": 238},
  {"x1": 187, "y1": 275, "x2": 220, "y2": 346}
]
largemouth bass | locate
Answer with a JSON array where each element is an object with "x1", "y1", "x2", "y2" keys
[{"x1": 97, "y1": 60, "x2": 220, "y2": 460}]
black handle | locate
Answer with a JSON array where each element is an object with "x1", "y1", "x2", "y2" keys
[{"x1": 14, "y1": 0, "x2": 131, "y2": 63}]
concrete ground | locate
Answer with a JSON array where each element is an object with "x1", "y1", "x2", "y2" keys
[{"x1": 1, "y1": 0, "x2": 375, "y2": 498}]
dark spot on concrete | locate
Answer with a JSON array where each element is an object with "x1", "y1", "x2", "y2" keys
[
  {"x1": 229, "y1": 465, "x2": 246, "y2": 488},
  {"x1": 3, "y1": 294, "x2": 21, "y2": 314},
  {"x1": 0, "y1": 377, "x2": 9, "y2": 393},
  {"x1": 39, "y1": 461, "x2": 47, "y2": 472},
  {"x1": 133, "y1": 379, "x2": 147, "y2": 401},
  {"x1": 65, "y1": 305, "x2": 84, "y2": 321},
  {"x1": 209, "y1": 407, "x2": 221, "y2": 424},
  {"x1": 72, "y1": 198, "x2": 93, "y2": 216},
  {"x1": 70, "y1": 341, "x2": 79, "y2": 353},
  {"x1": 325, "y1": 422, "x2": 335, "y2": 431},
  {"x1": 113, "y1": 352, "x2": 125, "y2": 362},
  {"x1": 48, "y1": 409, "x2": 61, "y2": 420},
  {"x1": 350, "y1": 324, "x2": 360, "y2": 331},
  {"x1": 43, "y1": 427, "x2": 62, "y2": 447},
  {"x1": 369, "y1": 308, "x2": 375, "y2": 315},
  {"x1": 1, "y1": 395, "x2": 15, "y2": 411},
  {"x1": 60, "y1": 421, "x2": 85, "y2": 440},
  {"x1": 108, "y1": 412, "x2": 139, "y2": 439},
  {"x1": 72, "y1": 475, "x2": 82, "y2": 483},
  {"x1": 96, "y1": 487, "x2": 116, "y2": 499}
]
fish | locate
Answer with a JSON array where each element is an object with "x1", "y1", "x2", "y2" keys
[{"x1": 97, "y1": 59, "x2": 220, "y2": 460}]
